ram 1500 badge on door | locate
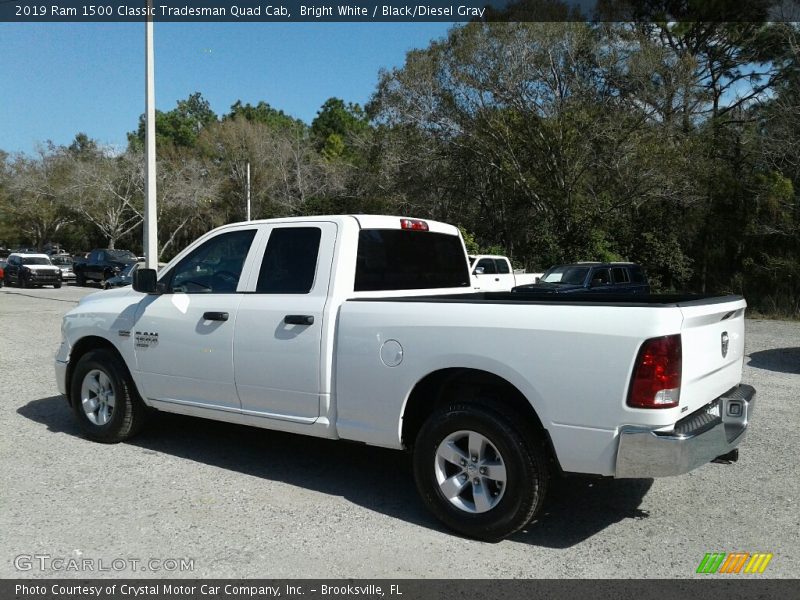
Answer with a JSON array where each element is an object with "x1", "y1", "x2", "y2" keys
[{"x1": 55, "y1": 215, "x2": 755, "y2": 541}]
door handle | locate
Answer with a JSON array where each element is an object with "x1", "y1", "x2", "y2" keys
[
  {"x1": 203, "y1": 311, "x2": 229, "y2": 321},
  {"x1": 284, "y1": 314, "x2": 314, "y2": 326}
]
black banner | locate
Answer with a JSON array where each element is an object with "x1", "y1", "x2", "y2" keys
[
  {"x1": 1, "y1": 0, "x2": 799, "y2": 22},
  {"x1": 2, "y1": 580, "x2": 798, "y2": 600}
]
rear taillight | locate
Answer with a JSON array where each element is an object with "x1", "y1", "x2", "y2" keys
[
  {"x1": 400, "y1": 218, "x2": 429, "y2": 231},
  {"x1": 627, "y1": 334, "x2": 682, "y2": 408}
]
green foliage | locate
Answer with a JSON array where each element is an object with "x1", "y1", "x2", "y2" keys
[
  {"x1": 128, "y1": 92, "x2": 217, "y2": 150},
  {"x1": 311, "y1": 97, "x2": 369, "y2": 160}
]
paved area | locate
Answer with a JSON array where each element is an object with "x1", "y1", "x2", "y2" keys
[{"x1": 1, "y1": 285, "x2": 797, "y2": 578}]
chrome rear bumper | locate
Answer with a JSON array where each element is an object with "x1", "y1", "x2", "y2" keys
[{"x1": 615, "y1": 384, "x2": 756, "y2": 478}]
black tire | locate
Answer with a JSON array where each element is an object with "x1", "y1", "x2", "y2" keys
[
  {"x1": 76, "y1": 273, "x2": 86, "y2": 286},
  {"x1": 413, "y1": 402, "x2": 549, "y2": 542},
  {"x1": 19, "y1": 274, "x2": 28, "y2": 288},
  {"x1": 54, "y1": 282, "x2": 62, "y2": 289},
  {"x1": 70, "y1": 348, "x2": 148, "y2": 443}
]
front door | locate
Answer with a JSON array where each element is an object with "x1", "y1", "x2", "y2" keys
[
  {"x1": 133, "y1": 227, "x2": 260, "y2": 411},
  {"x1": 234, "y1": 222, "x2": 337, "y2": 421}
]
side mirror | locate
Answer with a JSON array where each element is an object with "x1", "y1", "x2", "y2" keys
[
  {"x1": 474, "y1": 267, "x2": 485, "y2": 275},
  {"x1": 133, "y1": 268, "x2": 159, "y2": 294}
]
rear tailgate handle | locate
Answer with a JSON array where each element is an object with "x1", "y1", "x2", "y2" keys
[
  {"x1": 284, "y1": 314, "x2": 314, "y2": 326},
  {"x1": 203, "y1": 311, "x2": 229, "y2": 321}
]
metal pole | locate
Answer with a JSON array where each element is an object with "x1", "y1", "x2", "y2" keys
[
  {"x1": 246, "y1": 161, "x2": 251, "y2": 221},
  {"x1": 144, "y1": 0, "x2": 158, "y2": 269}
]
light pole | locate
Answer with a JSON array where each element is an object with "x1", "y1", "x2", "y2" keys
[
  {"x1": 144, "y1": 0, "x2": 158, "y2": 268},
  {"x1": 246, "y1": 161, "x2": 251, "y2": 221}
]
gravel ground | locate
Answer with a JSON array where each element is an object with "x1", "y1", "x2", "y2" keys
[{"x1": 0, "y1": 285, "x2": 797, "y2": 579}]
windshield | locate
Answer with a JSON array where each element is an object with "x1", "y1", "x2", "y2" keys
[
  {"x1": 541, "y1": 266, "x2": 590, "y2": 285},
  {"x1": 107, "y1": 250, "x2": 137, "y2": 261},
  {"x1": 21, "y1": 257, "x2": 52, "y2": 265},
  {"x1": 51, "y1": 256, "x2": 73, "y2": 266},
  {"x1": 121, "y1": 263, "x2": 138, "y2": 277}
]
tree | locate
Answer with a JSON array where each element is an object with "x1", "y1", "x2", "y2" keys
[
  {"x1": 3, "y1": 144, "x2": 75, "y2": 249},
  {"x1": 311, "y1": 98, "x2": 369, "y2": 160},
  {"x1": 128, "y1": 92, "x2": 218, "y2": 150}
]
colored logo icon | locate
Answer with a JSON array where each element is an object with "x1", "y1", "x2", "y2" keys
[{"x1": 697, "y1": 553, "x2": 773, "y2": 574}]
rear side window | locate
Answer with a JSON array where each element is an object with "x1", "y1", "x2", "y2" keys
[
  {"x1": 611, "y1": 267, "x2": 629, "y2": 284},
  {"x1": 355, "y1": 229, "x2": 470, "y2": 291},
  {"x1": 257, "y1": 227, "x2": 322, "y2": 294},
  {"x1": 630, "y1": 267, "x2": 646, "y2": 284},
  {"x1": 495, "y1": 259, "x2": 510, "y2": 274}
]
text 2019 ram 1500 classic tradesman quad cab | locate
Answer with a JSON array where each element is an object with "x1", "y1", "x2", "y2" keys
[{"x1": 55, "y1": 215, "x2": 755, "y2": 541}]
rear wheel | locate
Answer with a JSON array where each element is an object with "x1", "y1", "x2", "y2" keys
[
  {"x1": 54, "y1": 282, "x2": 62, "y2": 289},
  {"x1": 76, "y1": 272, "x2": 85, "y2": 286},
  {"x1": 70, "y1": 348, "x2": 148, "y2": 443},
  {"x1": 413, "y1": 402, "x2": 549, "y2": 542}
]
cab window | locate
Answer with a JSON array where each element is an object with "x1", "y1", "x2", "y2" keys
[
  {"x1": 476, "y1": 258, "x2": 497, "y2": 274},
  {"x1": 611, "y1": 267, "x2": 630, "y2": 284},
  {"x1": 166, "y1": 229, "x2": 256, "y2": 293},
  {"x1": 257, "y1": 227, "x2": 322, "y2": 294},
  {"x1": 495, "y1": 259, "x2": 511, "y2": 274}
]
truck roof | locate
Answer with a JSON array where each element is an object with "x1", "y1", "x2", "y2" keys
[{"x1": 215, "y1": 215, "x2": 460, "y2": 237}]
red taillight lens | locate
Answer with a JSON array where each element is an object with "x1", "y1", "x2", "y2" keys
[
  {"x1": 627, "y1": 334, "x2": 682, "y2": 408},
  {"x1": 400, "y1": 218, "x2": 429, "y2": 231}
]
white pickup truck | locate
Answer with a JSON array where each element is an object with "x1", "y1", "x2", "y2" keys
[
  {"x1": 55, "y1": 215, "x2": 755, "y2": 541},
  {"x1": 469, "y1": 254, "x2": 543, "y2": 291}
]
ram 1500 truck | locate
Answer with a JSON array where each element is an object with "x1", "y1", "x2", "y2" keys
[{"x1": 55, "y1": 215, "x2": 755, "y2": 541}]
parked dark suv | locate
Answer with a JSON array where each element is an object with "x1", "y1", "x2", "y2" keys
[
  {"x1": 513, "y1": 262, "x2": 649, "y2": 295},
  {"x1": 73, "y1": 249, "x2": 138, "y2": 286},
  {"x1": 3, "y1": 253, "x2": 63, "y2": 288}
]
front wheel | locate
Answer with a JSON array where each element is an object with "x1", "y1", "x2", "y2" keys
[
  {"x1": 413, "y1": 403, "x2": 549, "y2": 542},
  {"x1": 70, "y1": 348, "x2": 148, "y2": 443}
]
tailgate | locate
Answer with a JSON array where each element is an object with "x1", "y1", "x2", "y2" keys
[{"x1": 678, "y1": 297, "x2": 747, "y2": 416}]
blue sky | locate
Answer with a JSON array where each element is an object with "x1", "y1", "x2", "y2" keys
[{"x1": 0, "y1": 22, "x2": 454, "y2": 155}]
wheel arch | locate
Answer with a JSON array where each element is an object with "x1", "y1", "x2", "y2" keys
[
  {"x1": 66, "y1": 336, "x2": 127, "y2": 406},
  {"x1": 400, "y1": 368, "x2": 559, "y2": 471}
]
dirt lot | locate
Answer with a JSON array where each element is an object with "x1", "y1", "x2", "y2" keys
[{"x1": 1, "y1": 285, "x2": 797, "y2": 578}]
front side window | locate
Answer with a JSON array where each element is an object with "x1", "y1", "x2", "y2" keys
[
  {"x1": 591, "y1": 268, "x2": 611, "y2": 285},
  {"x1": 257, "y1": 227, "x2": 322, "y2": 294},
  {"x1": 167, "y1": 229, "x2": 256, "y2": 293},
  {"x1": 476, "y1": 258, "x2": 497, "y2": 274}
]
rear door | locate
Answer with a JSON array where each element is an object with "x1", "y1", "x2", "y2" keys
[
  {"x1": 678, "y1": 298, "x2": 748, "y2": 414},
  {"x1": 233, "y1": 222, "x2": 337, "y2": 421},
  {"x1": 494, "y1": 258, "x2": 517, "y2": 290}
]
